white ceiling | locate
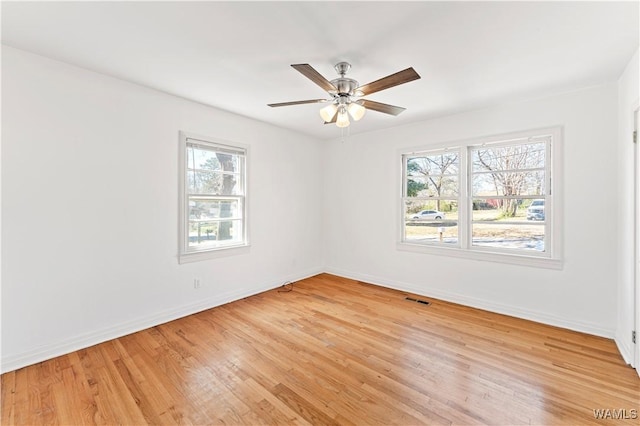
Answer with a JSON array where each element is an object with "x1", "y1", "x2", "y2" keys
[{"x1": 2, "y1": 1, "x2": 638, "y2": 140}]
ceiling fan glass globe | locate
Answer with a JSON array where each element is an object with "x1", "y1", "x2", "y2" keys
[
  {"x1": 319, "y1": 103, "x2": 338, "y2": 122},
  {"x1": 336, "y1": 108, "x2": 350, "y2": 128},
  {"x1": 347, "y1": 102, "x2": 366, "y2": 121}
]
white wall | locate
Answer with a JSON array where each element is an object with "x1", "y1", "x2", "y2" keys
[
  {"x1": 2, "y1": 44, "x2": 635, "y2": 373},
  {"x1": 1, "y1": 47, "x2": 324, "y2": 372},
  {"x1": 616, "y1": 48, "x2": 639, "y2": 365},
  {"x1": 323, "y1": 83, "x2": 620, "y2": 337}
]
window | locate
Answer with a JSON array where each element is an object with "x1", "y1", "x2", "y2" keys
[
  {"x1": 404, "y1": 149, "x2": 460, "y2": 245},
  {"x1": 179, "y1": 132, "x2": 248, "y2": 263},
  {"x1": 400, "y1": 127, "x2": 561, "y2": 268}
]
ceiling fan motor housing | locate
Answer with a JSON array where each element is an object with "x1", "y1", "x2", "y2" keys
[
  {"x1": 330, "y1": 62, "x2": 359, "y2": 97},
  {"x1": 330, "y1": 78, "x2": 359, "y2": 96}
]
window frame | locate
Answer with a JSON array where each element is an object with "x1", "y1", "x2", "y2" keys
[
  {"x1": 398, "y1": 127, "x2": 563, "y2": 269},
  {"x1": 178, "y1": 131, "x2": 249, "y2": 264}
]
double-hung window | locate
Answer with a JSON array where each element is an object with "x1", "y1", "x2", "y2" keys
[
  {"x1": 404, "y1": 149, "x2": 461, "y2": 244},
  {"x1": 400, "y1": 127, "x2": 561, "y2": 268},
  {"x1": 179, "y1": 132, "x2": 248, "y2": 263}
]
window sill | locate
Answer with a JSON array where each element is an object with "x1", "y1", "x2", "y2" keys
[
  {"x1": 397, "y1": 242, "x2": 563, "y2": 270},
  {"x1": 179, "y1": 244, "x2": 250, "y2": 264}
]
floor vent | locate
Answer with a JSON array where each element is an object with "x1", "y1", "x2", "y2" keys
[{"x1": 405, "y1": 296, "x2": 431, "y2": 306}]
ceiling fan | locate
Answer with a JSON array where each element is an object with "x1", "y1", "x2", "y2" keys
[{"x1": 268, "y1": 62, "x2": 421, "y2": 128}]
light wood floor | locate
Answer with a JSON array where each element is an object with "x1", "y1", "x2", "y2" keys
[{"x1": 2, "y1": 274, "x2": 639, "y2": 425}]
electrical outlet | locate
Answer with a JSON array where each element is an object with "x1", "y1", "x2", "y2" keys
[{"x1": 193, "y1": 278, "x2": 201, "y2": 289}]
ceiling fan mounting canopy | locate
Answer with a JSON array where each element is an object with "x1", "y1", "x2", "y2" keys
[
  {"x1": 334, "y1": 61, "x2": 351, "y2": 76},
  {"x1": 267, "y1": 61, "x2": 421, "y2": 127}
]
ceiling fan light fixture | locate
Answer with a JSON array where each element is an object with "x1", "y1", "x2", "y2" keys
[
  {"x1": 319, "y1": 103, "x2": 338, "y2": 122},
  {"x1": 347, "y1": 102, "x2": 366, "y2": 121},
  {"x1": 336, "y1": 107, "x2": 350, "y2": 128},
  {"x1": 269, "y1": 62, "x2": 421, "y2": 131}
]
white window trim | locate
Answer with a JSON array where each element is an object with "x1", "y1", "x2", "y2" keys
[
  {"x1": 178, "y1": 131, "x2": 250, "y2": 264},
  {"x1": 397, "y1": 126, "x2": 563, "y2": 270}
]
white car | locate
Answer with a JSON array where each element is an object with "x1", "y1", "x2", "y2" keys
[
  {"x1": 411, "y1": 210, "x2": 445, "y2": 220},
  {"x1": 526, "y1": 199, "x2": 545, "y2": 220}
]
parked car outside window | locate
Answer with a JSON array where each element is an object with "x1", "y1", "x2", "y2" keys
[
  {"x1": 411, "y1": 210, "x2": 445, "y2": 220},
  {"x1": 526, "y1": 199, "x2": 545, "y2": 220}
]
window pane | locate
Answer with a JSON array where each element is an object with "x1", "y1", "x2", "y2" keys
[
  {"x1": 188, "y1": 146, "x2": 222, "y2": 171},
  {"x1": 189, "y1": 199, "x2": 240, "y2": 220},
  {"x1": 187, "y1": 171, "x2": 242, "y2": 195},
  {"x1": 406, "y1": 176, "x2": 459, "y2": 197},
  {"x1": 407, "y1": 153, "x2": 459, "y2": 177},
  {"x1": 472, "y1": 142, "x2": 545, "y2": 172},
  {"x1": 187, "y1": 143, "x2": 243, "y2": 196},
  {"x1": 472, "y1": 222, "x2": 545, "y2": 252},
  {"x1": 405, "y1": 151, "x2": 459, "y2": 198},
  {"x1": 472, "y1": 198, "x2": 544, "y2": 222},
  {"x1": 472, "y1": 198, "x2": 545, "y2": 252},
  {"x1": 188, "y1": 219, "x2": 243, "y2": 250},
  {"x1": 472, "y1": 171, "x2": 545, "y2": 197},
  {"x1": 187, "y1": 146, "x2": 242, "y2": 172},
  {"x1": 404, "y1": 200, "x2": 458, "y2": 244}
]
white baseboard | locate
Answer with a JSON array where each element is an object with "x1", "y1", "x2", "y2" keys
[
  {"x1": 615, "y1": 334, "x2": 633, "y2": 366},
  {"x1": 1, "y1": 267, "x2": 323, "y2": 373},
  {"x1": 324, "y1": 266, "x2": 615, "y2": 339}
]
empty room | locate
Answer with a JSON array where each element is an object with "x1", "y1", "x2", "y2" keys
[{"x1": 1, "y1": 1, "x2": 639, "y2": 425}]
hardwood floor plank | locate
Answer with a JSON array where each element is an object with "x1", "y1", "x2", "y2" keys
[
  {"x1": 272, "y1": 383, "x2": 340, "y2": 426},
  {"x1": 2, "y1": 274, "x2": 638, "y2": 425},
  {"x1": 1, "y1": 370, "x2": 16, "y2": 425}
]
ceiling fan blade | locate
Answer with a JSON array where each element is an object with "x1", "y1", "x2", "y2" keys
[
  {"x1": 361, "y1": 99, "x2": 406, "y2": 116},
  {"x1": 357, "y1": 67, "x2": 421, "y2": 96},
  {"x1": 268, "y1": 99, "x2": 328, "y2": 107},
  {"x1": 291, "y1": 64, "x2": 337, "y2": 93}
]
